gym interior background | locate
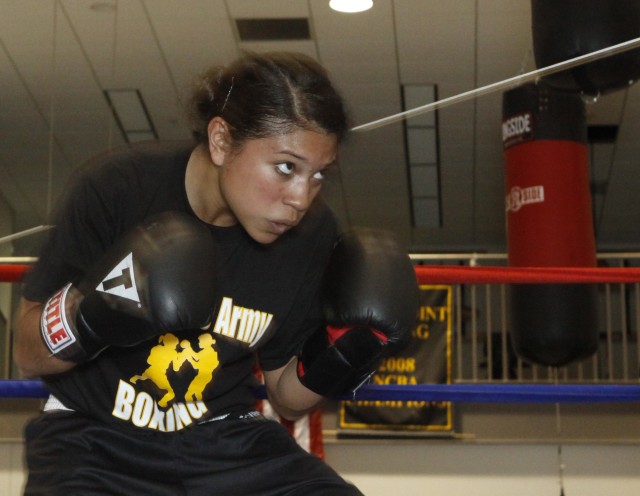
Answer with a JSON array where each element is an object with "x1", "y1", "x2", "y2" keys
[{"x1": 1, "y1": 1, "x2": 640, "y2": 494}]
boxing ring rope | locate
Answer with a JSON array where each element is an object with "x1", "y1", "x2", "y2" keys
[
  {"x1": 1, "y1": 261, "x2": 640, "y2": 403},
  {"x1": 5, "y1": 259, "x2": 640, "y2": 284},
  {"x1": 2, "y1": 380, "x2": 640, "y2": 404},
  {"x1": 351, "y1": 35, "x2": 640, "y2": 132},
  {"x1": 413, "y1": 265, "x2": 640, "y2": 285},
  {"x1": 0, "y1": 264, "x2": 34, "y2": 283}
]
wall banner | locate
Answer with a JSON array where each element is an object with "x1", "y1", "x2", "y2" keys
[{"x1": 338, "y1": 285, "x2": 453, "y2": 437}]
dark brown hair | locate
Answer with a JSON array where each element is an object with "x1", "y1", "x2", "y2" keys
[{"x1": 186, "y1": 51, "x2": 349, "y2": 148}]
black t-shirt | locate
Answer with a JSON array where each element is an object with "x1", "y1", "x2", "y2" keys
[{"x1": 23, "y1": 141, "x2": 339, "y2": 432}]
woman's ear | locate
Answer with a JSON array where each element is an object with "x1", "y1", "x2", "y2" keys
[{"x1": 207, "y1": 116, "x2": 230, "y2": 166}]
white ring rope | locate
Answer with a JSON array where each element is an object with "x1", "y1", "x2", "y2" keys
[
  {"x1": 0, "y1": 225, "x2": 53, "y2": 246},
  {"x1": 351, "y1": 36, "x2": 640, "y2": 132}
]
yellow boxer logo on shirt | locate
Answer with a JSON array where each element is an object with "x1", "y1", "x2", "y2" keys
[
  {"x1": 130, "y1": 332, "x2": 220, "y2": 408},
  {"x1": 114, "y1": 331, "x2": 221, "y2": 430},
  {"x1": 115, "y1": 297, "x2": 272, "y2": 429}
]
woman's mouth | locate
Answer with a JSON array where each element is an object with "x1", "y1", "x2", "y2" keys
[{"x1": 268, "y1": 220, "x2": 294, "y2": 234}]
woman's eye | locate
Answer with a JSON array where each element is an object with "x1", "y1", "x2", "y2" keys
[
  {"x1": 276, "y1": 162, "x2": 294, "y2": 175},
  {"x1": 312, "y1": 170, "x2": 326, "y2": 181}
]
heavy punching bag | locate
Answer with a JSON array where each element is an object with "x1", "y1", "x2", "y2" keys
[
  {"x1": 502, "y1": 82, "x2": 598, "y2": 367},
  {"x1": 531, "y1": 0, "x2": 640, "y2": 96}
]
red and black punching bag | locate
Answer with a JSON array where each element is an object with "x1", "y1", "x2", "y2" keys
[
  {"x1": 502, "y1": 83, "x2": 598, "y2": 367},
  {"x1": 531, "y1": 0, "x2": 640, "y2": 96}
]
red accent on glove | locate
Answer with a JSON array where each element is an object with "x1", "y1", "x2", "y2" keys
[{"x1": 325, "y1": 325, "x2": 388, "y2": 345}]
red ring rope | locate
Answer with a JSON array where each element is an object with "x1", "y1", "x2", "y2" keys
[
  {"x1": 0, "y1": 264, "x2": 32, "y2": 282},
  {"x1": 3, "y1": 263, "x2": 640, "y2": 284},
  {"x1": 414, "y1": 265, "x2": 640, "y2": 284}
]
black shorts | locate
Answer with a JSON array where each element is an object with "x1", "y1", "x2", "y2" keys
[{"x1": 23, "y1": 410, "x2": 363, "y2": 496}]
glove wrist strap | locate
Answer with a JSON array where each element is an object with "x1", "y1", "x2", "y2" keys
[{"x1": 40, "y1": 284, "x2": 92, "y2": 363}]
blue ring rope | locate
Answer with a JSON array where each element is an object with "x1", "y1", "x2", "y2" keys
[
  {"x1": 0, "y1": 380, "x2": 49, "y2": 398},
  {"x1": 3, "y1": 380, "x2": 640, "y2": 403}
]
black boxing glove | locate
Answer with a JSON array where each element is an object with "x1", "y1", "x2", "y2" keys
[
  {"x1": 40, "y1": 211, "x2": 217, "y2": 363},
  {"x1": 297, "y1": 228, "x2": 420, "y2": 396}
]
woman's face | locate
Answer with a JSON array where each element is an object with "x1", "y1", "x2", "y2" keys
[{"x1": 214, "y1": 123, "x2": 339, "y2": 244}]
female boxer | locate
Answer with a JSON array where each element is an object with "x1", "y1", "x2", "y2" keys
[{"x1": 13, "y1": 51, "x2": 418, "y2": 495}]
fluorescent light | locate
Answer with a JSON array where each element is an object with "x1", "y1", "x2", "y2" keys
[
  {"x1": 402, "y1": 84, "x2": 442, "y2": 228},
  {"x1": 104, "y1": 89, "x2": 158, "y2": 144},
  {"x1": 329, "y1": 0, "x2": 373, "y2": 13}
]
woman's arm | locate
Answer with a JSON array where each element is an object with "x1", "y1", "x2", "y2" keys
[
  {"x1": 263, "y1": 357, "x2": 324, "y2": 421},
  {"x1": 13, "y1": 297, "x2": 76, "y2": 379}
]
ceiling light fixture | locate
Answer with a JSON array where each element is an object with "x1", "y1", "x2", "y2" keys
[
  {"x1": 103, "y1": 89, "x2": 158, "y2": 143},
  {"x1": 329, "y1": 0, "x2": 373, "y2": 14},
  {"x1": 89, "y1": 2, "x2": 116, "y2": 13}
]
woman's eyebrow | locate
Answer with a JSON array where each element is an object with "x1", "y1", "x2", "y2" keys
[{"x1": 275, "y1": 149, "x2": 307, "y2": 162}]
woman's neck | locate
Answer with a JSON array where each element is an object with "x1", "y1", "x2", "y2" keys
[{"x1": 185, "y1": 144, "x2": 236, "y2": 226}]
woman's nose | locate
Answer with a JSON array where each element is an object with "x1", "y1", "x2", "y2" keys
[{"x1": 283, "y1": 179, "x2": 314, "y2": 211}]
